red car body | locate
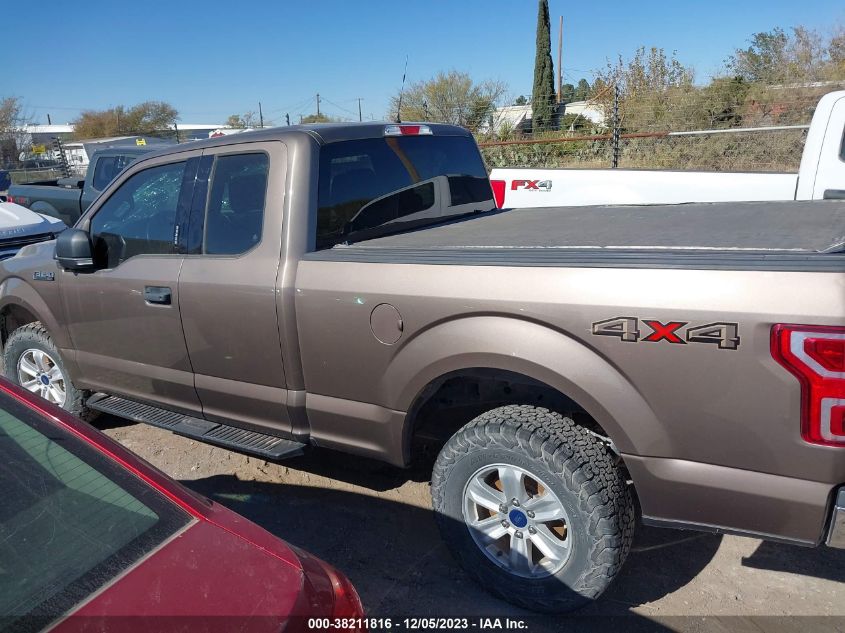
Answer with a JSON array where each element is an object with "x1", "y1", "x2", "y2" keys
[{"x1": 0, "y1": 379, "x2": 363, "y2": 632}]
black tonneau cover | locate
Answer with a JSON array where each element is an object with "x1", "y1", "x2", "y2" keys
[{"x1": 353, "y1": 200, "x2": 845, "y2": 253}]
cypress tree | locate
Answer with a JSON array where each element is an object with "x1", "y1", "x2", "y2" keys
[{"x1": 532, "y1": 0, "x2": 556, "y2": 132}]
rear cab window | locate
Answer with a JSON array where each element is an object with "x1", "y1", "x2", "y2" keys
[
  {"x1": 0, "y1": 393, "x2": 190, "y2": 626},
  {"x1": 91, "y1": 154, "x2": 136, "y2": 192},
  {"x1": 204, "y1": 153, "x2": 269, "y2": 255},
  {"x1": 316, "y1": 134, "x2": 494, "y2": 249}
]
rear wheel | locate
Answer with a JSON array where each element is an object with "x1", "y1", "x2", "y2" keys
[
  {"x1": 3, "y1": 322, "x2": 94, "y2": 419},
  {"x1": 431, "y1": 405, "x2": 634, "y2": 613}
]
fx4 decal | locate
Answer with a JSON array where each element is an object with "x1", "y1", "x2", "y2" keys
[
  {"x1": 511, "y1": 179, "x2": 552, "y2": 192},
  {"x1": 591, "y1": 317, "x2": 740, "y2": 350}
]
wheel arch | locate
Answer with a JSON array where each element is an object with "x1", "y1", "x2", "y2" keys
[
  {"x1": 0, "y1": 278, "x2": 66, "y2": 350},
  {"x1": 382, "y1": 316, "x2": 662, "y2": 464}
]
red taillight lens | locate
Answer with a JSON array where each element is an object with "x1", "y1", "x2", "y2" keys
[
  {"x1": 805, "y1": 338, "x2": 845, "y2": 372},
  {"x1": 772, "y1": 324, "x2": 845, "y2": 447},
  {"x1": 329, "y1": 568, "x2": 365, "y2": 621},
  {"x1": 490, "y1": 179, "x2": 506, "y2": 208}
]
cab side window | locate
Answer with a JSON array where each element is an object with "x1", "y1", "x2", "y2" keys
[
  {"x1": 204, "y1": 153, "x2": 269, "y2": 255},
  {"x1": 91, "y1": 155, "x2": 135, "y2": 191},
  {"x1": 90, "y1": 161, "x2": 186, "y2": 268}
]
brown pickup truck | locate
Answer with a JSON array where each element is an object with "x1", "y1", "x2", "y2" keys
[{"x1": 0, "y1": 123, "x2": 843, "y2": 613}]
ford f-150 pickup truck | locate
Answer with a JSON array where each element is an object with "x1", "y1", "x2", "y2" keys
[
  {"x1": 490, "y1": 89, "x2": 845, "y2": 208},
  {"x1": 0, "y1": 123, "x2": 842, "y2": 613},
  {"x1": 6, "y1": 145, "x2": 161, "y2": 226}
]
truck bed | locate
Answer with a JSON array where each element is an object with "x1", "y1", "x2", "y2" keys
[{"x1": 312, "y1": 200, "x2": 845, "y2": 272}]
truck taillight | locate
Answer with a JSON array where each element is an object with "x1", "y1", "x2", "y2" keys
[
  {"x1": 772, "y1": 324, "x2": 845, "y2": 446},
  {"x1": 383, "y1": 124, "x2": 433, "y2": 136},
  {"x1": 490, "y1": 179, "x2": 506, "y2": 208}
]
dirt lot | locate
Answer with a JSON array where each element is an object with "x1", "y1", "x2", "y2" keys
[{"x1": 100, "y1": 415, "x2": 844, "y2": 632}]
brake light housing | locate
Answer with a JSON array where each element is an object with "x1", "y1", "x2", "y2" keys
[
  {"x1": 772, "y1": 324, "x2": 845, "y2": 447},
  {"x1": 384, "y1": 124, "x2": 433, "y2": 136}
]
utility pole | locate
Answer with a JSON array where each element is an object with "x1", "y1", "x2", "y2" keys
[
  {"x1": 557, "y1": 15, "x2": 563, "y2": 104},
  {"x1": 357, "y1": 98, "x2": 363, "y2": 122},
  {"x1": 299, "y1": 114, "x2": 303, "y2": 124},
  {"x1": 258, "y1": 102, "x2": 264, "y2": 128},
  {"x1": 316, "y1": 93, "x2": 321, "y2": 117},
  {"x1": 286, "y1": 113, "x2": 290, "y2": 126},
  {"x1": 174, "y1": 122, "x2": 180, "y2": 143},
  {"x1": 47, "y1": 113, "x2": 52, "y2": 125}
]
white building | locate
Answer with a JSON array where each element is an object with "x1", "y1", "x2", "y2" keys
[{"x1": 482, "y1": 101, "x2": 606, "y2": 135}]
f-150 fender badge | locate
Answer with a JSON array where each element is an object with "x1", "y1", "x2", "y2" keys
[
  {"x1": 591, "y1": 317, "x2": 740, "y2": 350},
  {"x1": 33, "y1": 271, "x2": 55, "y2": 282}
]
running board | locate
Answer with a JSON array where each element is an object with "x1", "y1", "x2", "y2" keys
[{"x1": 87, "y1": 393, "x2": 305, "y2": 460}]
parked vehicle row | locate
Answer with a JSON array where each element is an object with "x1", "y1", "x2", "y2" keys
[
  {"x1": 6, "y1": 146, "x2": 159, "y2": 226},
  {"x1": 490, "y1": 90, "x2": 845, "y2": 208},
  {"x1": 0, "y1": 120, "x2": 842, "y2": 614}
]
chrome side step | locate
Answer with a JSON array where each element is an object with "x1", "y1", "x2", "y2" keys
[{"x1": 87, "y1": 393, "x2": 305, "y2": 460}]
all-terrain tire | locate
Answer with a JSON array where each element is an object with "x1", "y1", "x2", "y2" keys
[
  {"x1": 3, "y1": 322, "x2": 96, "y2": 420},
  {"x1": 431, "y1": 404, "x2": 634, "y2": 613}
]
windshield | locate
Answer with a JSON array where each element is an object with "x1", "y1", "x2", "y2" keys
[
  {"x1": 0, "y1": 392, "x2": 190, "y2": 630},
  {"x1": 316, "y1": 135, "x2": 494, "y2": 249}
]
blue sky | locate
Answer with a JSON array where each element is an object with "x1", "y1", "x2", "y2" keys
[{"x1": 7, "y1": 0, "x2": 844, "y2": 126}]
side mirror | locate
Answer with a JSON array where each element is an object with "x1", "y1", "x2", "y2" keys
[{"x1": 55, "y1": 228, "x2": 94, "y2": 270}]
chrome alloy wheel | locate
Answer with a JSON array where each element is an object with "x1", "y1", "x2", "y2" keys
[
  {"x1": 17, "y1": 348, "x2": 67, "y2": 406},
  {"x1": 462, "y1": 463, "x2": 572, "y2": 578}
]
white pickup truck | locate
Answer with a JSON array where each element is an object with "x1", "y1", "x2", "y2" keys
[{"x1": 490, "y1": 90, "x2": 845, "y2": 208}]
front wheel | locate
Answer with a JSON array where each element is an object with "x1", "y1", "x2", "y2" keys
[
  {"x1": 431, "y1": 405, "x2": 634, "y2": 613},
  {"x1": 3, "y1": 322, "x2": 94, "y2": 419}
]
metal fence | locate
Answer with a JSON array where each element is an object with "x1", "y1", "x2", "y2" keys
[
  {"x1": 479, "y1": 125, "x2": 809, "y2": 172},
  {"x1": 477, "y1": 84, "x2": 835, "y2": 172}
]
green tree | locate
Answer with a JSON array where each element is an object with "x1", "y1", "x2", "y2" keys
[
  {"x1": 0, "y1": 97, "x2": 30, "y2": 165},
  {"x1": 573, "y1": 78, "x2": 592, "y2": 101},
  {"x1": 595, "y1": 47, "x2": 694, "y2": 132},
  {"x1": 531, "y1": 0, "x2": 555, "y2": 131},
  {"x1": 513, "y1": 95, "x2": 528, "y2": 106},
  {"x1": 73, "y1": 101, "x2": 178, "y2": 139},
  {"x1": 727, "y1": 28, "x2": 790, "y2": 83},
  {"x1": 301, "y1": 113, "x2": 334, "y2": 124},
  {"x1": 226, "y1": 111, "x2": 261, "y2": 128},
  {"x1": 727, "y1": 26, "x2": 845, "y2": 83},
  {"x1": 388, "y1": 70, "x2": 506, "y2": 131}
]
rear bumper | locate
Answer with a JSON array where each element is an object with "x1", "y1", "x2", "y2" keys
[
  {"x1": 624, "y1": 454, "x2": 840, "y2": 546},
  {"x1": 827, "y1": 487, "x2": 845, "y2": 549}
]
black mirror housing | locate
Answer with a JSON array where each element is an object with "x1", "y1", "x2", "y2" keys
[{"x1": 55, "y1": 228, "x2": 94, "y2": 270}]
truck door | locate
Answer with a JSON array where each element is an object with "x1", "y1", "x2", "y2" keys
[
  {"x1": 177, "y1": 141, "x2": 293, "y2": 434},
  {"x1": 60, "y1": 150, "x2": 203, "y2": 415},
  {"x1": 802, "y1": 92, "x2": 845, "y2": 200}
]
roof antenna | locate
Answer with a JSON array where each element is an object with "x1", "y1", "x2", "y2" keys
[{"x1": 395, "y1": 55, "x2": 409, "y2": 123}]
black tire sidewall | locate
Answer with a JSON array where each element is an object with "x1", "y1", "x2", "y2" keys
[
  {"x1": 4, "y1": 326, "x2": 79, "y2": 412},
  {"x1": 436, "y1": 443, "x2": 594, "y2": 605}
]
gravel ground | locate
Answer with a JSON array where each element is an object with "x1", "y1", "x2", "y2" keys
[{"x1": 101, "y1": 416, "x2": 845, "y2": 632}]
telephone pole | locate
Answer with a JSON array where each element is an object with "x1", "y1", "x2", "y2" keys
[
  {"x1": 557, "y1": 15, "x2": 563, "y2": 104},
  {"x1": 258, "y1": 101, "x2": 264, "y2": 128},
  {"x1": 316, "y1": 93, "x2": 321, "y2": 117},
  {"x1": 357, "y1": 98, "x2": 363, "y2": 122},
  {"x1": 286, "y1": 113, "x2": 290, "y2": 126}
]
